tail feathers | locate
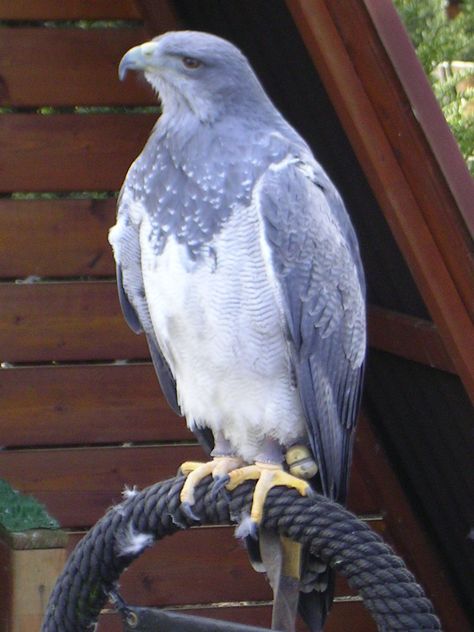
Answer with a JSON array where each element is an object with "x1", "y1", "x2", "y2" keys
[
  {"x1": 298, "y1": 563, "x2": 335, "y2": 632},
  {"x1": 243, "y1": 533, "x2": 335, "y2": 631}
]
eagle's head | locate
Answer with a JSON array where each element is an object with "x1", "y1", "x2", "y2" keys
[{"x1": 119, "y1": 30, "x2": 271, "y2": 124}]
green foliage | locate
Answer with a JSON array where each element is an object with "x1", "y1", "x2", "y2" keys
[
  {"x1": 394, "y1": 0, "x2": 474, "y2": 71},
  {"x1": 433, "y1": 68, "x2": 474, "y2": 167},
  {"x1": 0, "y1": 479, "x2": 59, "y2": 531},
  {"x1": 394, "y1": 0, "x2": 474, "y2": 174}
]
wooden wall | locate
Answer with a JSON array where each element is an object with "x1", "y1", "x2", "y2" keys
[{"x1": 0, "y1": 1, "x2": 467, "y2": 630}]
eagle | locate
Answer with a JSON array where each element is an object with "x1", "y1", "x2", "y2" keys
[{"x1": 111, "y1": 31, "x2": 366, "y2": 632}]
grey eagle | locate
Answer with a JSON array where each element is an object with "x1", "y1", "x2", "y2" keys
[{"x1": 111, "y1": 31, "x2": 366, "y2": 632}]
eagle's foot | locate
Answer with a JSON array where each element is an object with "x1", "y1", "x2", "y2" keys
[
  {"x1": 179, "y1": 456, "x2": 244, "y2": 519},
  {"x1": 226, "y1": 462, "x2": 311, "y2": 528}
]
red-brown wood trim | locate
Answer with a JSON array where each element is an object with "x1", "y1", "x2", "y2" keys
[
  {"x1": 323, "y1": 1, "x2": 474, "y2": 323},
  {"x1": 368, "y1": 306, "x2": 455, "y2": 373},
  {"x1": 286, "y1": 0, "x2": 474, "y2": 404},
  {"x1": 133, "y1": 0, "x2": 181, "y2": 36}
]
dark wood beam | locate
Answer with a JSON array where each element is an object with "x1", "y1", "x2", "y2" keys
[
  {"x1": 368, "y1": 306, "x2": 455, "y2": 373},
  {"x1": 286, "y1": 0, "x2": 474, "y2": 403},
  {"x1": 354, "y1": 414, "x2": 471, "y2": 632}
]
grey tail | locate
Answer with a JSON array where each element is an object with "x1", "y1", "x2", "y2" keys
[{"x1": 298, "y1": 569, "x2": 335, "y2": 632}]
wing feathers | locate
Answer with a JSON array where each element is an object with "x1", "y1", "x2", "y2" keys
[
  {"x1": 260, "y1": 158, "x2": 366, "y2": 501},
  {"x1": 109, "y1": 205, "x2": 181, "y2": 418},
  {"x1": 116, "y1": 265, "x2": 143, "y2": 335}
]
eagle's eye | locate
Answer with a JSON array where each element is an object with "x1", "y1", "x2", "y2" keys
[{"x1": 182, "y1": 56, "x2": 202, "y2": 70}]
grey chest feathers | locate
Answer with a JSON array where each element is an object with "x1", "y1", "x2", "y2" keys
[{"x1": 126, "y1": 131, "x2": 291, "y2": 259}]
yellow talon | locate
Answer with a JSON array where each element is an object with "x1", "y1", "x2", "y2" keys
[
  {"x1": 226, "y1": 462, "x2": 310, "y2": 525},
  {"x1": 179, "y1": 459, "x2": 309, "y2": 587},
  {"x1": 180, "y1": 461, "x2": 215, "y2": 505},
  {"x1": 179, "y1": 457, "x2": 244, "y2": 505},
  {"x1": 179, "y1": 461, "x2": 209, "y2": 476},
  {"x1": 179, "y1": 458, "x2": 309, "y2": 530}
]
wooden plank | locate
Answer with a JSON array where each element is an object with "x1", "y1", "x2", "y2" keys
[
  {"x1": 0, "y1": 445, "x2": 378, "y2": 528},
  {"x1": 0, "y1": 275, "x2": 457, "y2": 368},
  {"x1": 368, "y1": 306, "x2": 455, "y2": 373},
  {"x1": 0, "y1": 354, "x2": 452, "y2": 448},
  {"x1": 354, "y1": 415, "x2": 471, "y2": 632},
  {"x1": 0, "y1": 445, "x2": 202, "y2": 527},
  {"x1": 62, "y1": 535, "x2": 357, "y2": 611},
  {"x1": 0, "y1": 207, "x2": 457, "y2": 372},
  {"x1": 0, "y1": 363, "x2": 190, "y2": 447},
  {"x1": 0, "y1": 208, "x2": 455, "y2": 368},
  {"x1": 286, "y1": 0, "x2": 474, "y2": 404},
  {"x1": 0, "y1": 208, "x2": 458, "y2": 372},
  {"x1": 0, "y1": 0, "x2": 140, "y2": 20},
  {"x1": 0, "y1": 28, "x2": 155, "y2": 107},
  {"x1": 0, "y1": 114, "x2": 155, "y2": 192},
  {"x1": 0, "y1": 199, "x2": 116, "y2": 278},
  {"x1": 97, "y1": 601, "x2": 376, "y2": 632},
  {"x1": 67, "y1": 525, "x2": 377, "y2": 602},
  {"x1": 70, "y1": 528, "x2": 274, "y2": 605},
  {"x1": 0, "y1": 281, "x2": 149, "y2": 362},
  {"x1": 0, "y1": 208, "x2": 459, "y2": 373}
]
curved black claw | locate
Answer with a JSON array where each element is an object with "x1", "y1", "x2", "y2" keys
[
  {"x1": 180, "y1": 501, "x2": 201, "y2": 524},
  {"x1": 170, "y1": 508, "x2": 188, "y2": 529},
  {"x1": 168, "y1": 478, "x2": 188, "y2": 527},
  {"x1": 211, "y1": 474, "x2": 231, "y2": 501}
]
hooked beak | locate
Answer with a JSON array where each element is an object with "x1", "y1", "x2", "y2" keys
[{"x1": 118, "y1": 41, "x2": 159, "y2": 81}]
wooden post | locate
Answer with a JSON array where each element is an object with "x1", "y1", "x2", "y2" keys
[
  {"x1": 0, "y1": 479, "x2": 68, "y2": 632},
  {"x1": 0, "y1": 527, "x2": 67, "y2": 632}
]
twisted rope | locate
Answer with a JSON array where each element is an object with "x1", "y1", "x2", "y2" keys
[{"x1": 41, "y1": 475, "x2": 442, "y2": 631}]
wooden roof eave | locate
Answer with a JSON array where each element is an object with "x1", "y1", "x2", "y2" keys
[{"x1": 287, "y1": 0, "x2": 474, "y2": 403}]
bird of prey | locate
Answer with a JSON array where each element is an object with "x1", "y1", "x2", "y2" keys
[{"x1": 111, "y1": 31, "x2": 366, "y2": 631}]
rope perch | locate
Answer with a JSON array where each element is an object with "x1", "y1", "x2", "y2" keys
[{"x1": 41, "y1": 475, "x2": 442, "y2": 631}]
